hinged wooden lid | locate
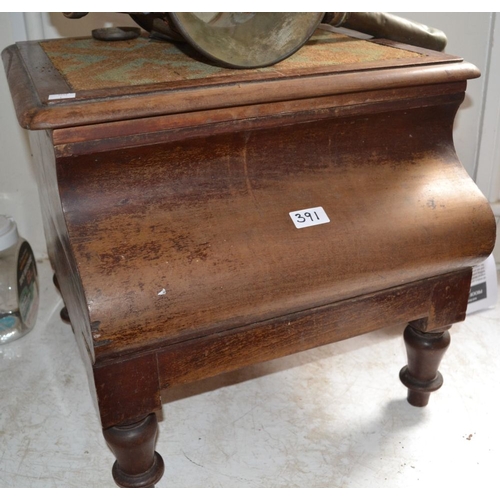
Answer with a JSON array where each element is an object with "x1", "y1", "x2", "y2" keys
[{"x1": 2, "y1": 29, "x2": 479, "y2": 130}]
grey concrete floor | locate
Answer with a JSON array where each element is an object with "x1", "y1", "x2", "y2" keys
[{"x1": 1, "y1": 259, "x2": 499, "y2": 488}]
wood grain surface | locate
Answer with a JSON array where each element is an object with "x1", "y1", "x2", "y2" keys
[
  {"x1": 5, "y1": 33, "x2": 495, "y2": 427},
  {"x1": 52, "y1": 97, "x2": 495, "y2": 360}
]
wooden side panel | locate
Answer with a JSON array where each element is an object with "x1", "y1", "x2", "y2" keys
[{"x1": 28, "y1": 130, "x2": 94, "y2": 361}]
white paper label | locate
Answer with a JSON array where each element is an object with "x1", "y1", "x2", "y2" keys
[
  {"x1": 467, "y1": 254, "x2": 497, "y2": 314},
  {"x1": 289, "y1": 206, "x2": 330, "y2": 228},
  {"x1": 48, "y1": 93, "x2": 76, "y2": 100}
]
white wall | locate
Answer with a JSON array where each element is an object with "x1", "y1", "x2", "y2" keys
[
  {"x1": 393, "y1": 13, "x2": 500, "y2": 265},
  {"x1": 0, "y1": 13, "x2": 137, "y2": 258},
  {"x1": 393, "y1": 13, "x2": 495, "y2": 179},
  {"x1": 1, "y1": 13, "x2": 499, "y2": 262},
  {"x1": 0, "y1": 14, "x2": 45, "y2": 257}
]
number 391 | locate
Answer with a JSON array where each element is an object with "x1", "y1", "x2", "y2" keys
[{"x1": 295, "y1": 211, "x2": 320, "y2": 223}]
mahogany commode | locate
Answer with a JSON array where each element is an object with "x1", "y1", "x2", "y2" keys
[{"x1": 2, "y1": 29, "x2": 495, "y2": 487}]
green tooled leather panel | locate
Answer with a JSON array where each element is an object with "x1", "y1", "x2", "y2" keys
[{"x1": 40, "y1": 30, "x2": 423, "y2": 91}]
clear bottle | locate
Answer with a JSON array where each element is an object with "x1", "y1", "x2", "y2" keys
[{"x1": 0, "y1": 215, "x2": 39, "y2": 344}]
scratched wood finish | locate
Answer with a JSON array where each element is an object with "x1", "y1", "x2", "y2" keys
[{"x1": 52, "y1": 97, "x2": 495, "y2": 361}]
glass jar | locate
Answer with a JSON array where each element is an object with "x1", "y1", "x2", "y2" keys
[{"x1": 0, "y1": 215, "x2": 39, "y2": 344}]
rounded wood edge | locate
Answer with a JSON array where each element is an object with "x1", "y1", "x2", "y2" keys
[
  {"x1": 4, "y1": 40, "x2": 480, "y2": 131},
  {"x1": 1, "y1": 44, "x2": 43, "y2": 130}
]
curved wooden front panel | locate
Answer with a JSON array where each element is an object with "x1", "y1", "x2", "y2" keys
[{"x1": 57, "y1": 97, "x2": 495, "y2": 359}]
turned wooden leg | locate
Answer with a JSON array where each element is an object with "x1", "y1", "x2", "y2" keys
[
  {"x1": 103, "y1": 413, "x2": 165, "y2": 488},
  {"x1": 52, "y1": 274, "x2": 70, "y2": 323},
  {"x1": 399, "y1": 324, "x2": 451, "y2": 407}
]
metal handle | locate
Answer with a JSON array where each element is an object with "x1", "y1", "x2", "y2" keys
[{"x1": 325, "y1": 12, "x2": 447, "y2": 52}]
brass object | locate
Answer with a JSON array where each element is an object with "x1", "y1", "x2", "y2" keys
[
  {"x1": 326, "y1": 12, "x2": 447, "y2": 52},
  {"x1": 168, "y1": 13, "x2": 323, "y2": 68},
  {"x1": 63, "y1": 12, "x2": 448, "y2": 68}
]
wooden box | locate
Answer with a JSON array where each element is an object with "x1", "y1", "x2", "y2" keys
[{"x1": 2, "y1": 29, "x2": 495, "y2": 487}]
